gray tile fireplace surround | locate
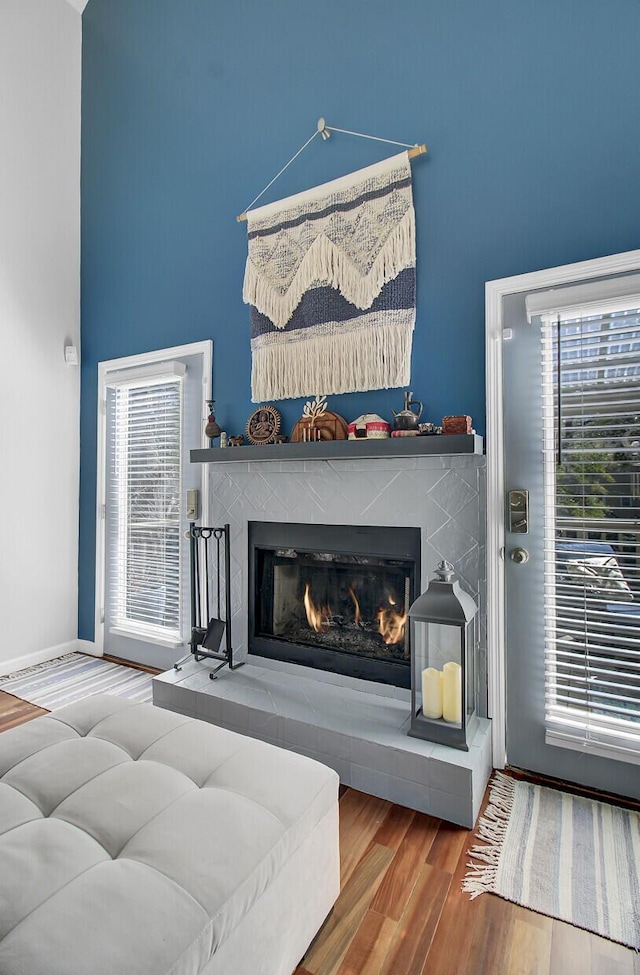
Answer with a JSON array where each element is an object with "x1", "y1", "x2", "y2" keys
[
  {"x1": 154, "y1": 657, "x2": 491, "y2": 827},
  {"x1": 154, "y1": 449, "x2": 492, "y2": 827}
]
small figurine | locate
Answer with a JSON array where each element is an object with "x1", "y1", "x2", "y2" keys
[
  {"x1": 418, "y1": 422, "x2": 441, "y2": 436},
  {"x1": 229, "y1": 435, "x2": 245, "y2": 447}
]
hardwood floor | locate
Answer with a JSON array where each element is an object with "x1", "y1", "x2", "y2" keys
[
  {"x1": 102, "y1": 653, "x2": 162, "y2": 675},
  {"x1": 1, "y1": 692, "x2": 637, "y2": 974},
  {"x1": 296, "y1": 788, "x2": 639, "y2": 975},
  {"x1": 0, "y1": 690, "x2": 47, "y2": 729}
]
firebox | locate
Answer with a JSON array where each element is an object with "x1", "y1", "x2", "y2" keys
[{"x1": 248, "y1": 522, "x2": 421, "y2": 687}]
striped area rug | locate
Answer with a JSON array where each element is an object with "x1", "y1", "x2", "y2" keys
[
  {"x1": 0, "y1": 653, "x2": 153, "y2": 710},
  {"x1": 463, "y1": 772, "x2": 640, "y2": 949}
]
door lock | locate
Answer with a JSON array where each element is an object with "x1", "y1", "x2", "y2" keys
[
  {"x1": 510, "y1": 547, "x2": 529, "y2": 564},
  {"x1": 508, "y1": 489, "x2": 529, "y2": 534},
  {"x1": 186, "y1": 489, "x2": 200, "y2": 522}
]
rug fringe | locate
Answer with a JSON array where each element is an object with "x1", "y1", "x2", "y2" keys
[
  {"x1": 461, "y1": 772, "x2": 516, "y2": 900},
  {"x1": 1, "y1": 653, "x2": 153, "y2": 709},
  {"x1": 0, "y1": 652, "x2": 78, "y2": 683}
]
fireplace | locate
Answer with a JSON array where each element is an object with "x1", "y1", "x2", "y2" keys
[{"x1": 248, "y1": 522, "x2": 421, "y2": 687}]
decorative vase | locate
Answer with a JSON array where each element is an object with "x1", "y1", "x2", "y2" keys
[{"x1": 205, "y1": 401, "x2": 221, "y2": 441}]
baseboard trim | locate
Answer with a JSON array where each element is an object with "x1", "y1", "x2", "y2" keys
[
  {"x1": 506, "y1": 765, "x2": 640, "y2": 814},
  {"x1": 0, "y1": 642, "x2": 76, "y2": 678},
  {"x1": 0, "y1": 640, "x2": 104, "y2": 677}
]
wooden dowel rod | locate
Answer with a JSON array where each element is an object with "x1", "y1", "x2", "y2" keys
[{"x1": 236, "y1": 144, "x2": 428, "y2": 222}]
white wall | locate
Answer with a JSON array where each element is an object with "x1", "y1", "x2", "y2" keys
[{"x1": 0, "y1": 0, "x2": 81, "y2": 673}]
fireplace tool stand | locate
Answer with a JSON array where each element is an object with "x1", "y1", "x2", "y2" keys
[{"x1": 174, "y1": 523, "x2": 243, "y2": 679}]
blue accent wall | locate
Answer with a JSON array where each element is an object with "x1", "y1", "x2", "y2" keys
[{"x1": 78, "y1": 0, "x2": 640, "y2": 639}]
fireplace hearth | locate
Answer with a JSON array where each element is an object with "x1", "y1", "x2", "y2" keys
[
  {"x1": 160, "y1": 448, "x2": 489, "y2": 826},
  {"x1": 249, "y1": 522, "x2": 421, "y2": 687}
]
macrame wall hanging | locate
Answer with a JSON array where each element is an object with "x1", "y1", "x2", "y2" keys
[{"x1": 238, "y1": 119, "x2": 427, "y2": 403}]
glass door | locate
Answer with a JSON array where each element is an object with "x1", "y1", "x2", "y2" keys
[
  {"x1": 100, "y1": 347, "x2": 208, "y2": 670},
  {"x1": 503, "y1": 280, "x2": 640, "y2": 797}
]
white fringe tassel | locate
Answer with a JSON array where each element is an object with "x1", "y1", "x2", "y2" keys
[
  {"x1": 461, "y1": 772, "x2": 516, "y2": 900},
  {"x1": 0, "y1": 651, "x2": 78, "y2": 683},
  {"x1": 251, "y1": 319, "x2": 413, "y2": 402},
  {"x1": 244, "y1": 208, "x2": 415, "y2": 329}
]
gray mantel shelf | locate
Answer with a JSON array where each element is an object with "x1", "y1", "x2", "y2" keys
[{"x1": 191, "y1": 433, "x2": 483, "y2": 464}]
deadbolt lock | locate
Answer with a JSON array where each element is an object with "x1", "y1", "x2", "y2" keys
[{"x1": 508, "y1": 489, "x2": 529, "y2": 534}]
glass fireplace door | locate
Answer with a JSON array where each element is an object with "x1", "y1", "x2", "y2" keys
[{"x1": 249, "y1": 522, "x2": 421, "y2": 688}]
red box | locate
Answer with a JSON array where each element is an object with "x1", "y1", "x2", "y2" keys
[{"x1": 442, "y1": 415, "x2": 472, "y2": 435}]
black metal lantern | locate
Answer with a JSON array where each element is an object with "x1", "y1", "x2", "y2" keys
[{"x1": 408, "y1": 560, "x2": 477, "y2": 750}]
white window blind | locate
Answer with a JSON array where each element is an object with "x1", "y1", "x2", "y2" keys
[
  {"x1": 541, "y1": 304, "x2": 640, "y2": 760},
  {"x1": 106, "y1": 372, "x2": 184, "y2": 643}
]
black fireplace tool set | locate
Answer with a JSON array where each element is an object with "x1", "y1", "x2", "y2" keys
[{"x1": 173, "y1": 524, "x2": 243, "y2": 679}]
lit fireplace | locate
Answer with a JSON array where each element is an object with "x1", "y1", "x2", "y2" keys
[
  {"x1": 302, "y1": 581, "x2": 408, "y2": 645},
  {"x1": 249, "y1": 522, "x2": 421, "y2": 687},
  {"x1": 377, "y1": 598, "x2": 408, "y2": 646}
]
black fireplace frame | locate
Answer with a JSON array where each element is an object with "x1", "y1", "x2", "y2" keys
[{"x1": 248, "y1": 521, "x2": 421, "y2": 688}]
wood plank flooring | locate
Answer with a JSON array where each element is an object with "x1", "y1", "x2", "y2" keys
[
  {"x1": 1, "y1": 690, "x2": 638, "y2": 975},
  {"x1": 296, "y1": 787, "x2": 639, "y2": 975},
  {"x1": 0, "y1": 690, "x2": 48, "y2": 729}
]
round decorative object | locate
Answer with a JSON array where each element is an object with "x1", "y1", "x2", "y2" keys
[
  {"x1": 347, "y1": 413, "x2": 391, "y2": 440},
  {"x1": 246, "y1": 405, "x2": 281, "y2": 445},
  {"x1": 289, "y1": 410, "x2": 348, "y2": 443}
]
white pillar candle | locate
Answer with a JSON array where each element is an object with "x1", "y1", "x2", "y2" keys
[
  {"x1": 442, "y1": 661, "x2": 462, "y2": 724},
  {"x1": 421, "y1": 667, "x2": 443, "y2": 719}
]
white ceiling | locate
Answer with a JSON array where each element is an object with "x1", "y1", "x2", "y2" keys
[{"x1": 63, "y1": 0, "x2": 88, "y2": 12}]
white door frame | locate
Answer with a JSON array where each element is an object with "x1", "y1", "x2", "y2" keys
[
  {"x1": 94, "y1": 340, "x2": 213, "y2": 654},
  {"x1": 485, "y1": 249, "x2": 640, "y2": 768}
]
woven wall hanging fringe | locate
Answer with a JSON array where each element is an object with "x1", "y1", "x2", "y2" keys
[{"x1": 244, "y1": 151, "x2": 416, "y2": 402}]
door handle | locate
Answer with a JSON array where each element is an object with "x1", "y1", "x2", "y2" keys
[{"x1": 510, "y1": 547, "x2": 529, "y2": 564}]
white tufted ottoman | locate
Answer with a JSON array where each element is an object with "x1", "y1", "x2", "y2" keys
[{"x1": 0, "y1": 694, "x2": 340, "y2": 975}]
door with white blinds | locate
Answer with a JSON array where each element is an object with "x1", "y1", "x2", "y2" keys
[
  {"x1": 101, "y1": 347, "x2": 208, "y2": 670},
  {"x1": 503, "y1": 277, "x2": 640, "y2": 797}
]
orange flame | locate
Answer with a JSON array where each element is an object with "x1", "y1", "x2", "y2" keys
[
  {"x1": 377, "y1": 596, "x2": 407, "y2": 645},
  {"x1": 348, "y1": 587, "x2": 362, "y2": 625},
  {"x1": 304, "y1": 583, "x2": 331, "y2": 633}
]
